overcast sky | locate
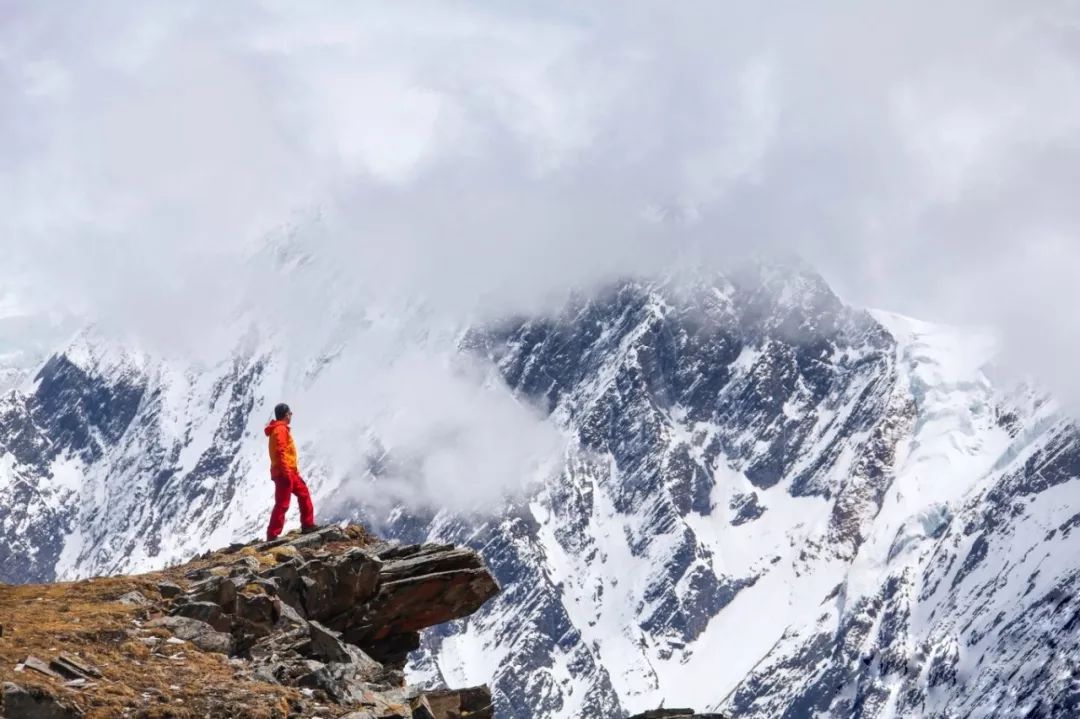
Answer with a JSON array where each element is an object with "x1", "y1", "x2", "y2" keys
[{"x1": 3, "y1": 1, "x2": 1080, "y2": 401}]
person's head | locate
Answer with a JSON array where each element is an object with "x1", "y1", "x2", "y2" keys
[{"x1": 274, "y1": 403, "x2": 292, "y2": 424}]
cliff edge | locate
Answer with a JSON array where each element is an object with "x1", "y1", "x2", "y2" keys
[{"x1": 0, "y1": 524, "x2": 499, "y2": 719}]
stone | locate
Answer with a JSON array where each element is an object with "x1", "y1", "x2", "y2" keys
[
  {"x1": 259, "y1": 560, "x2": 304, "y2": 613},
  {"x1": 185, "y1": 575, "x2": 237, "y2": 610},
  {"x1": 295, "y1": 549, "x2": 380, "y2": 624},
  {"x1": 146, "y1": 616, "x2": 233, "y2": 654},
  {"x1": 115, "y1": 590, "x2": 150, "y2": 607},
  {"x1": 347, "y1": 564, "x2": 498, "y2": 646},
  {"x1": 284, "y1": 533, "x2": 325, "y2": 551},
  {"x1": 48, "y1": 654, "x2": 101, "y2": 680},
  {"x1": 156, "y1": 581, "x2": 183, "y2": 599},
  {"x1": 2, "y1": 682, "x2": 82, "y2": 718},
  {"x1": 249, "y1": 663, "x2": 280, "y2": 685},
  {"x1": 359, "y1": 689, "x2": 412, "y2": 718},
  {"x1": 21, "y1": 655, "x2": 62, "y2": 680},
  {"x1": 373, "y1": 543, "x2": 442, "y2": 561},
  {"x1": 231, "y1": 592, "x2": 280, "y2": 655},
  {"x1": 422, "y1": 686, "x2": 494, "y2": 719},
  {"x1": 315, "y1": 525, "x2": 350, "y2": 543},
  {"x1": 235, "y1": 592, "x2": 278, "y2": 627},
  {"x1": 230, "y1": 556, "x2": 261, "y2": 573},
  {"x1": 294, "y1": 645, "x2": 382, "y2": 704},
  {"x1": 184, "y1": 567, "x2": 213, "y2": 582},
  {"x1": 295, "y1": 559, "x2": 334, "y2": 618},
  {"x1": 253, "y1": 536, "x2": 292, "y2": 552},
  {"x1": 274, "y1": 598, "x2": 307, "y2": 630},
  {"x1": 306, "y1": 620, "x2": 351, "y2": 663},
  {"x1": 171, "y1": 600, "x2": 232, "y2": 633},
  {"x1": 378, "y1": 547, "x2": 481, "y2": 582}
]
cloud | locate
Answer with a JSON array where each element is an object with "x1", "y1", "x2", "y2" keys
[
  {"x1": 305, "y1": 345, "x2": 567, "y2": 516},
  {"x1": 4, "y1": 1, "x2": 1080, "y2": 418}
]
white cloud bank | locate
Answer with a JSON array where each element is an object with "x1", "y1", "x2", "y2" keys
[{"x1": 4, "y1": 2, "x2": 1080, "y2": 452}]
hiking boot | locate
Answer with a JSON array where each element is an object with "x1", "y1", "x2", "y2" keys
[{"x1": 301, "y1": 524, "x2": 321, "y2": 535}]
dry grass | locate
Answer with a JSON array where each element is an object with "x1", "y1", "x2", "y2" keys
[{"x1": 0, "y1": 525, "x2": 376, "y2": 718}]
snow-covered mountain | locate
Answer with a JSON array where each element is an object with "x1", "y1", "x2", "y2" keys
[{"x1": 2, "y1": 260, "x2": 1078, "y2": 718}]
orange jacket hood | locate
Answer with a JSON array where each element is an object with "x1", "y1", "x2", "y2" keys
[{"x1": 266, "y1": 419, "x2": 298, "y2": 474}]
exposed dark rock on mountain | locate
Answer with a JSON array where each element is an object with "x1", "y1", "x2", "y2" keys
[{"x1": 628, "y1": 711, "x2": 726, "y2": 719}]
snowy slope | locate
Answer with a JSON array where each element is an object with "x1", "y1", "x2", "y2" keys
[
  {"x1": 400, "y1": 269, "x2": 1075, "y2": 718},
  {"x1": 1, "y1": 259, "x2": 1078, "y2": 718}
]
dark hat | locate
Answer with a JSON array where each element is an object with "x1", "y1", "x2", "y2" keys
[{"x1": 274, "y1": 403, "x2": 291, "y2": 420}]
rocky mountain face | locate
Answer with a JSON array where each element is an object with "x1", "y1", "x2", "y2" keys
[
  {"x1": 2, "y1": 263, "x2": 1079, "y2": 717},
  {"x1": 628, "y1": 713, "x2": 726, "y2": 719},
  {"x1": 0, "y1": 524, "x2": 498, "y2": 718}
]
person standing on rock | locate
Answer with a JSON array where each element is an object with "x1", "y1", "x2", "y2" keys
[{"x1": 265, "y1": 402, "x2": 317, "y2": 540}]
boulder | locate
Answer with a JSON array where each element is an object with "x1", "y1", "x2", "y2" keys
[
  {"x1": 146, "y1": 615, "x2": 232, "y2": 654},
  {"x1": 48, "y1": 655, "x2": 101, "y2": 681},
  {"x1": 421, "y1": 686, "x2": 494, "y2": 719},
  {"x1": 297, "y1": 549, "x2": 381, "y2": 622},
  {"x1": 335, "y1": 545, "x2": 498, "y2": 655},
  {"x1": 170, "y1": 600, "x2": 232, "y2": 633},
  {"x1": 21, "y1": 656, "x2": 62, "y2": 680},
  {"x1": 234, "y1": 591, "x2": 278, "y2": 628},
  {"x1": 1, "y1": 682, "x2": 82, "y2": 719},
  {"x1": 347, "y1": 562, "x2": 498, "y2": 646},
  {"x1": 295, "y1": 651, "x2": 381, "y2": 704},
  {"x1": 184, "y1": 575, "x2": 237, "y2": 610},
  {"x1": 156, "y1": 581, "x2": 183, "y2": 599},
  {"x1": 306, "y1": 620, "x2": 352, "y2": 663},
  {"x1": 259, "y1": 559, "x2": 305, "y2": 613},
  {"x1": 115, "y1": 590, "x2": 150, "y2": 607},
  {"x1": 274, "y1": 598, "x2": 308, "y2": 630}
]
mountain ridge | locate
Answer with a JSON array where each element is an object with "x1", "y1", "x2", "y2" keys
[{"x1": 2, "y1": 264, "x2": 1077, "y2": 717}]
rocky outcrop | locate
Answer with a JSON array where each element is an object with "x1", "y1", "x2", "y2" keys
[
  {"x1": 0, "y1": 524, "x2": 499, "y2": 718},
  {"x1": 2, "y1": 682, "x2": 82, "y2": 719}
]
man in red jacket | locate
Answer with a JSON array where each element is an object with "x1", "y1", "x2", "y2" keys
[{"x1": 265, "y1": 402, "x2": 317, "y2": 540}]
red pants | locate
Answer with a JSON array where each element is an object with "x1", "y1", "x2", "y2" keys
[{"x1": 266, "y1": 472, "x2": 315, "y2": 540}]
